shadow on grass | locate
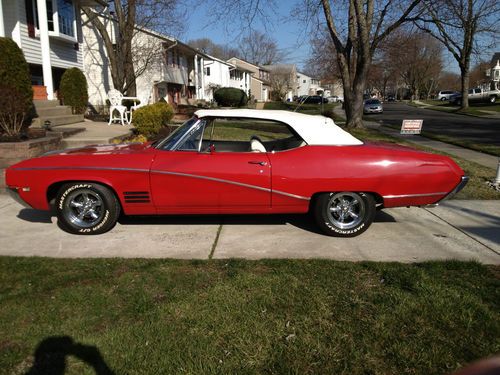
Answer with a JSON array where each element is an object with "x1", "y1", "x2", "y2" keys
[
  {"x1": 25, "y1": 336, "x2": 114, "y2": 375},
  {"x1": 15, "y1": 209, "x2": 396, "y2": 236}
]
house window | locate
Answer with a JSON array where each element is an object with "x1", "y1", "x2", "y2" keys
[
  {"x1": 230, "y1": 70, "x2": 243, "y2": 80},
  {"x1": 206, "y1": 67, "x2": 211, "y2": 76},
  {"x1": 31, "y1": 0, "x2": 75, "y2": 39},
  {"x1": 57, "y1": 0, "x2": 75, "y2": 37},
  {"x1": 303, "y1": 79, "x2": 306, "y2": 83}
]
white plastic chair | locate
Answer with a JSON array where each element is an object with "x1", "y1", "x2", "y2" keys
[
  {"x1": 126, "y1": 94, "x2": 147, "y2": 124},
  {"x1": 107, "y1": 89, "x2": 128, "y2": 126}
]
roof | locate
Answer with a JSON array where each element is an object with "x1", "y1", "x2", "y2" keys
[
  {"x1": 491, "y1": 52, "x2": 500, "y2": 66},
  {"x1": 194, "y1": 109, "x2": 363, "y2": 146},
  {"x1": 228, "y1": 57, "x2": 270, "y2": 72}
]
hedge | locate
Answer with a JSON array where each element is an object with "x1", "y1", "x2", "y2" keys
[
  {"x1": 0, "y1": 37, "x2": 33, "y2": 137},
  {"x1": 59, "y1": 68, "x2": 88, "y2": 114},
  {"x1": 133, "y1": 102, "x2": 174, "y2": 138},
  {"x1": 214, "y1": 87, "x2": 248, "y2": 107}
]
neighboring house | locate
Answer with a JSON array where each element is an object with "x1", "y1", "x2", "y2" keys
[
  {"x1": 202, "y1": 55, "x2": 233, "y2": 102},
  {"x1": 82, "y1": 11, "x2": 208, "y2": 111},
  {"x1": 296, "y1": 71, "x2": 322, "y2": 97},
  {"x1": 227, "y1": 57, "x2": 270, "y2": 102},
  {"x1": 262, "y1": 64, "x2": 298, "y2": 101},
  {"x1": 321, "y1": 79, "x2": 344, "y2": 98},
  {"x1": 227, "y1": 63, "x2": 252, "y2": 97},
  {"x1": 0, "y1": 0, "x2": 104, "y2": 100},
  {"x1": 487, "y1": 53, "x2": 500, "y2": 90}
]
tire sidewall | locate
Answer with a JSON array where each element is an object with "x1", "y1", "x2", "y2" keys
[
  {"x1": 315, "y1": 192, "x2": 376, "y2": 237},
  {"x1": 56, "y1": 183, "x2": 118, "y2": 235}
]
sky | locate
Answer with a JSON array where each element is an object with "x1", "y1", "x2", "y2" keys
[
  {"x1": 183, "y1": 1, "x2": 313, "y2": 69},
  {"x1": 183, "y1": 1, "x2": 500, "y2": 74}
]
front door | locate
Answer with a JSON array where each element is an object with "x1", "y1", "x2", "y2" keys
[{"x1": 150, "y1": 118, "x2": 271, "y2": 214}]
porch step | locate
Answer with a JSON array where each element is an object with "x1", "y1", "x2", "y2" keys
[
  {"x1": 35, "y1": 105, "x2": 73, "y2": 117},
  {"x1": 32, "y1": 114, "x2": 84, "y2": 127},
  {"x1": 33, "y1": 100, "x2": 59, "y2": 109}
]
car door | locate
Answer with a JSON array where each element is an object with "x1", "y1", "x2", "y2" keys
[{"x1": 150, "y1": 118, "x2": 271, "y2": 214}]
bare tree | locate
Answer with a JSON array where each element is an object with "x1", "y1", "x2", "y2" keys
[
  {"x1": 415, "y1": 0, "x2": 500, "y2": 109},
  {"x1": 301, "y1": 0, "x2": 421, "y2": 128},
  {"x1": 469, "y1": 60, "x2": 491, "y2": 87},
  {"x1": 188, "y1": 38, "x2": 240, "y2": 61},
  {"x1": 381, "y1": 29, "x2": 443, "y2": 100},
  {"x1": 268, "y1": 66, "x2": 296, "y2": 101},
  {"x1": 81, "y1": 0, "x2": 185, "y2": 96},
  {"x1": 238, "y1": 31, "x2": 284, "y2": 65}
]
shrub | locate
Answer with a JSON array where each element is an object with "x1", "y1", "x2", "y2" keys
[
  {"x1": 59, "y1": 68, "x2": 88, "y2": 114},
  {"x1": 0, "y1": 37, "x2": 33, "y2": 137},
  {"x1": 133, "y1": 102, "x2": 174, "y2": 138},
  {"x1": 214, "y1": 87, "x2": 248, "y2": 107}
]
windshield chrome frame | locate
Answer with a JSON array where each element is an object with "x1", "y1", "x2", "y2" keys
[{"x1": 154, "y1": 117, "x2": 203, "y2": 151}]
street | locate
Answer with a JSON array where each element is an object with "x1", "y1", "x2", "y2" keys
[{"x1": 367, "y1": 102, "x2": 500, "y2": 145}]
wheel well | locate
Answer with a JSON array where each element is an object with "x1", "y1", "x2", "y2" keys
[
  {"x1": 46, "y1": 180, "x2": 122, "y2": 210},
  {"x1": 308, "y1": 191, "x2": 384, "y2": 212}
]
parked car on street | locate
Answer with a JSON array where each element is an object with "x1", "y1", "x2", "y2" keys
[
  {"x1": 386, "y1": 95, "x2": 396, "y2": 102},
  {"x1": 449, "y1": 87, "x2": 500, "y2": 105},
  {"x1": 326, "y1": 96, "x2": 344, "y2": 103},
  {"x1": 363, "y1": 99, "x2": 383, "y2": 114},
  {"x1": 299, "y1": 95, "x2": 328, "y2": 104},
  {"x1": 437, "y1": 90, "x2": 459, "y2": 101},
  {"x1": 6, "y1": 109, "x2": 467, "y2": 237}
]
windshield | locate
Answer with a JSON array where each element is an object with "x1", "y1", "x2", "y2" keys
[
  {"x1": 365, "y1": 99, "x2": 381, "y2": 105},
  {"x1": 155, "y1": 117, "x2": 201, "y2": 150}
]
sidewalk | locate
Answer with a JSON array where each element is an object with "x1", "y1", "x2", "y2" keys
[
  {"x1": 332, "y1": 106, "x2": 499, "y2": 169},
  {"x1": 58, "y1": 120, "x2": 133, "y2": 149}
]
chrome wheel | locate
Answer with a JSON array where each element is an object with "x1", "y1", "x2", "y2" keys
[
  {"x1": 326, "y1": 192, "x2": 365, "y2": 230},
  {"x1": 63, "y1": 189, "x2": 104, "y2": 228}
]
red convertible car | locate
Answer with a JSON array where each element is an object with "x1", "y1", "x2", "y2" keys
[{"x1": 6, "y1": 109, "x2": 468, "y2": 237}]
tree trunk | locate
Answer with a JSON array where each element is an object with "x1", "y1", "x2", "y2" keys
[
  {"x1": 345, "y1": 73, "x2": 367, "y2": 129},
  {"x1": 460, "y1": 66, "x2": 469, "y2": 110}
]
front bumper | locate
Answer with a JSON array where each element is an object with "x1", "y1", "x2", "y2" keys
[
  {"x1": 6, "y1": 187, "x2": 33, "y2": 208},
  {"x1": 364, "y1": 108, "x2": 383, "y2": 113},
  {"x1": 429, "y1": 176, "x2": 469, "y2": 206}
]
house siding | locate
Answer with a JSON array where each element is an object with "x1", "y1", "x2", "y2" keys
[{"x1": 15, "y1": 0, "x2": 83, "y2": 68}]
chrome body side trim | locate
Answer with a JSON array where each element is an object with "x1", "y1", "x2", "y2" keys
[
  {"x1": 383, "y1": 192, "x2": 448, "y2": 199},
  {"x1": 150, "y1": 170, "x2": 311, "y2": 201},
  {"x1": 11, "y1": 166, "x2": 311, "y2": 201},
  {"x1": 12, "y1": 166, "x2": 150, "y2": 173}
]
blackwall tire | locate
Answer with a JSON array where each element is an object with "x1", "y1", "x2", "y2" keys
[
  {"x1": 314, "y1": 192, "x2": 376, "y2": 237},
  {"x1": 490, "y1": 96, "x2": 497, "y2": 104},
  {"x1": 55, "y1": 182, "x2": 120, "y2": 235}
]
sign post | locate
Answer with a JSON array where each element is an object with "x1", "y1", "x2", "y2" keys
[{"x1": 400, "y1": 119, "x2": 423, "y2": 135}]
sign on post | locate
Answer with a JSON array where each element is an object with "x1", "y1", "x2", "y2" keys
[{"x1": 401, "y1": 119, "x2": 423, "y2": 134}]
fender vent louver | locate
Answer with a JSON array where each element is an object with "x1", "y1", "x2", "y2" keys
[{"x1": 124, "y1": 191, "x2": 150, "y2": 203}]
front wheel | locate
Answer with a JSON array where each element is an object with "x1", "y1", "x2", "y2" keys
[
  {"x1": 314, "y1": 192, "x2": 376, "y2": 237},
  {"x1": 55, "y1": 182, "x2": 120, "y2": 234}
]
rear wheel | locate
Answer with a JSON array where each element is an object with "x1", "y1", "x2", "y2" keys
[
  {"x1": 55, "y1": 182, "x2": 120, "y2": 234},
  {"x1": 490, "y1": 96, "x2": 497, "y2": 104},
  {"x1": 314, "y1": 192, "x2": 376, "y2": 237}
]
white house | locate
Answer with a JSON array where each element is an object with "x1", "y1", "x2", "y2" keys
[
  {"x1": 0, "y1": 0, "x2": 104, "y2": 100},
  {"x1": 296, "y1": 71, "x2": 322, "y2": 97},
  {"x1": 227, "y1": 57, "x2": 270, "y2": 102},
  {"x1": 82, "y1": 11, "x2": 208, "y2": 110},
  {"x1": 203, "y1": 55, "x2": 233, "y2": 101},
  {"x1": 227, "y1": 64, "x2": 252, "y2": 96}
]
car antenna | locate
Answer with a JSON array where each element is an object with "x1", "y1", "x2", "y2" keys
[{"x1": 294, "y1": 95, "x2": 309, "y2": 112}]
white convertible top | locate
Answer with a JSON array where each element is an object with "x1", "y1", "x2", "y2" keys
[{"x1": 194, "y1": 109, "x2": 363, "y2": 146}]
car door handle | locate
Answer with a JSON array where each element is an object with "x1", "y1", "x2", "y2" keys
[{"x1": 248, "y1": 161, "x2": 267, "y2": 166}]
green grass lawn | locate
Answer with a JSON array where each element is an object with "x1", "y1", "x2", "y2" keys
[
  {"x1": 349, "y1": 128, "x2": 500, "y2": 200},
  {"x1": 0, "y1": 258, "x2": 498, "y2": 374}
]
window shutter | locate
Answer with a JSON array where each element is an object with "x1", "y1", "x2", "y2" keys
[{"x1": 25, "y1": 0, "x2": 36, "y2": 38}]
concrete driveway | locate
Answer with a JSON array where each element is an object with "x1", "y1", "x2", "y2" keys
[{"x1": 0, "y1": 195, "x2": 499, "y2": 264}]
